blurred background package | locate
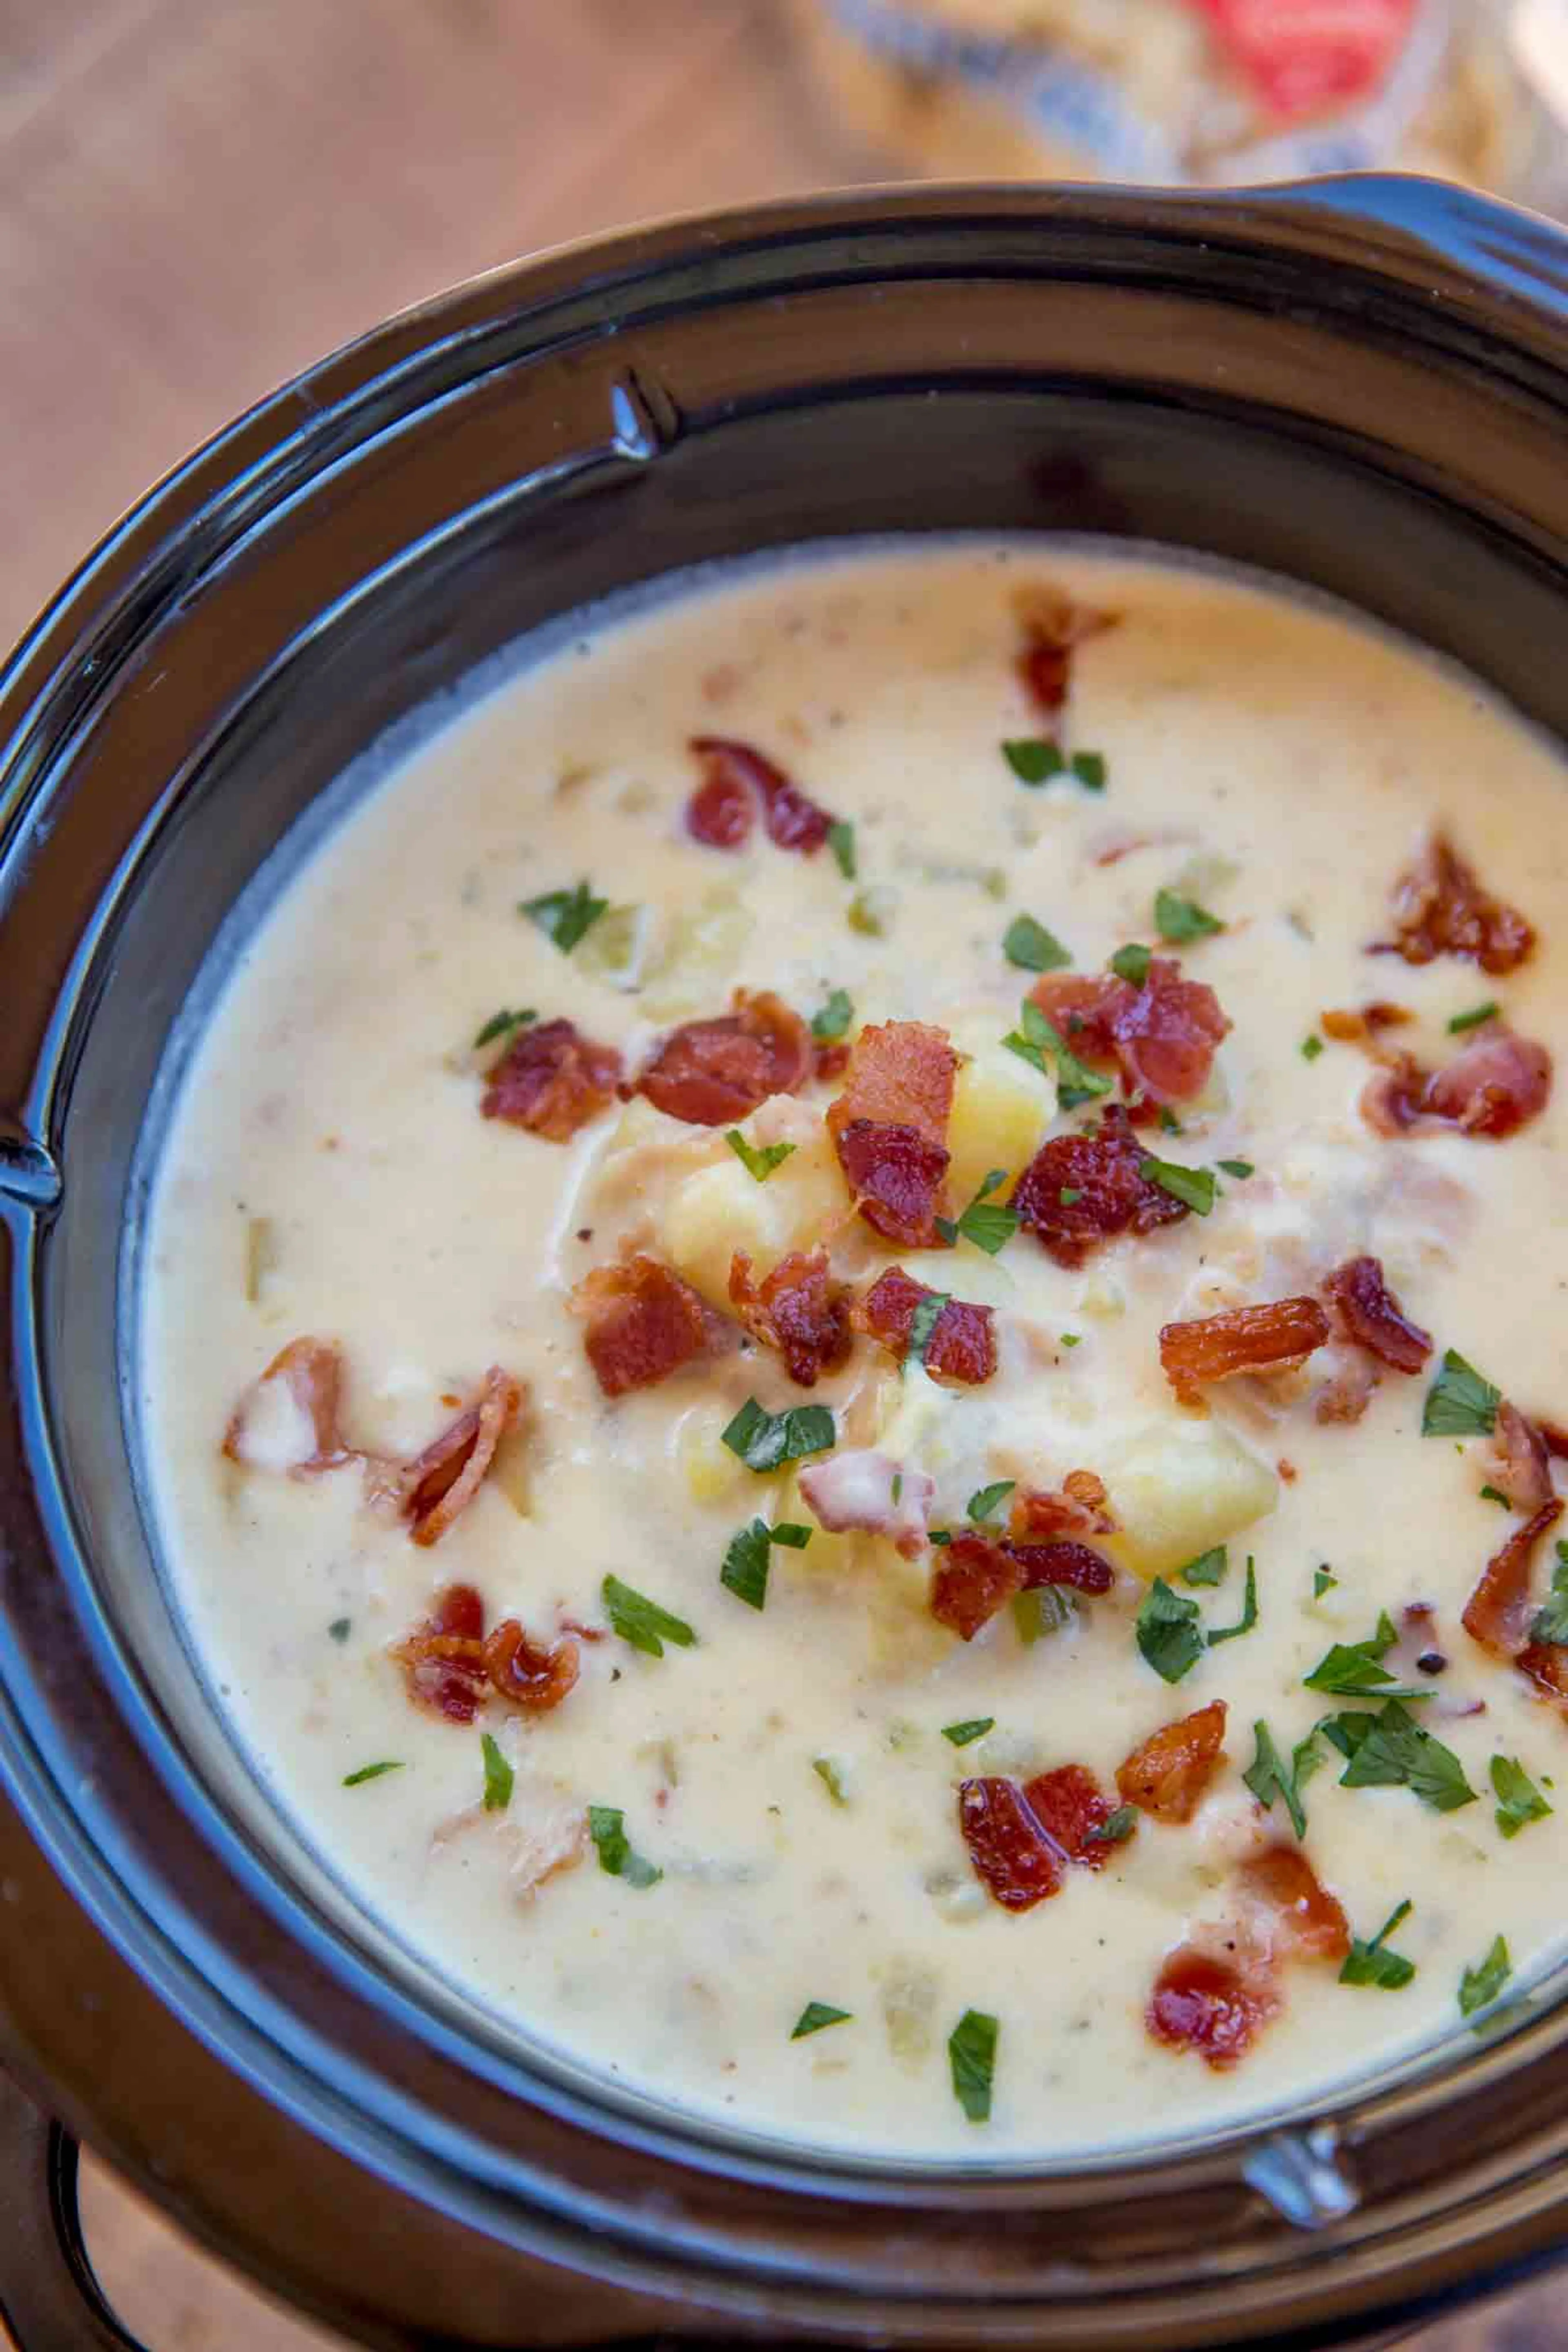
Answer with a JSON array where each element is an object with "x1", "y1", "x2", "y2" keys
[{"x1": 792, "y1": 0, "x2": 1568, "y2": 203}]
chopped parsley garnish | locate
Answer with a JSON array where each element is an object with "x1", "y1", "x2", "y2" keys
[
  {"x1": 343, "y1": 1760, "x2": 404, "y2": 1788},
  {"x1": 935, "y1": 1168, "x2": 1019, "y2": 1256},
  {"x1": 1243, "y1": 1721, "x2": 1321, "y2": 1840},
  {"x1": 1479, "y1": 1483, "x2": 1511, "y2": 1508},
  {"x1": 792, "y1": 2002, "x2": 852, "y2": 2039},
  {"x1": 601, "y1": 1573, "x2": 697, "y2": 1658},
  {"x1": 1303, "y1": 1613, "x2": 1425, "y2": 1699},
  {"x1": 948, "y1": 2008, "x2": 998, "y2": 2123},
  {"x1": 1013, "y1": 1587, "x2": 1076, "y2": 1645},
  {"x1": 1207, "y1": 1557, "x2": 1258, "y2": 1645},
  {"x1": 1528, "y1": 1541, "x2": 1568, "y2": 1646},
  {"x1": 1217, "y1": 1158, "x2": 1254, "y2": 1180},
  {"x1": 1137, "y1": 1155, "x2": 1216, "y2": 1217},
  {"x1": 1060, "y1": 1332, "x2": 1081, "y2": 1348},
  {"x1": 1085, "y1": 1804, "x2": 1136, "y2": 1845},
  {"x1": 1109, "y1": 942, "x2": 1152, "y2": 986},
  {"x1": 1459, "y1": 1934, "x2": 1512, "y2": 2020},
  {"x1": 967, "y1": 1480, "x2": 1016, "y2": 1526},
  {"x1": 1448, "y1": 1001, "x2": 1499, "y2": 1034},
  {"x1": 1158, "y1": 1106, "x2": 1182, "y2": 1134},
  {"x1": 846, "y1": 889, "x2": 890, "y2": 937},
  {"x1": 812, "y1": 1756, "x2": 850, "y2": 1806},
  {"x1": 1319, "y1": 1699, "x2": 1477, "y2": 1812},
  {"x1": 726, "y1": 1128, "x2": 797, "y2": 1182},
  {"x1": 1002, "y1": 737, "x2": 1065, "y2": 786},
  {"x1": 905, "y1": 1290, "x2": 950, "y2": 1369},
  {"x1": 1301, "y1": 1033, "x2": 1325, "y2": 1062},
  {"x1": 521, "y1": 880, "x2": 608, "y2": 954},
  {"x1": 474, "y1": 1006, "x2": 536, "y2": 1049},
  {"x1": 1178, "y1": 1545, "x2": 1228, "y2": 1588},
  {"x1": 1490, "y1": 1753, "x2": 1552, "y2": 1839},
  {"x1": 588, "y1": 1804, "x2": 661, "y2": 1889},
  {"x1": 720, "y1": 1517, "x2": 811, "y2": 1610},
  {"x1": 1136, "y1": 1579, "x2": 1205, "y2": 1684},
  {"x1": 327, "y1": 1616, "x2": 352, "y2": 1644},
  {"x1": 1313, "y1": 1566, "x2": 1338, "y2": 1599},
  {"x1": 828, "y1": 821, "x2": 857, "y2": 880},
  {"x1": 481, "y1": 1732, "x2": 514, "y2": 1813},
  {"x1": 1154, "y1": 888, "x2": 1223, "y2": 943},
  {"x1": 811, "y1": 987, "x2": 854, "y2": 1040},
  {"x1": 1002, "y1": 998, "x2": 1112, "y2": 1109},
  {"x1": 1339, "y1": 1900, "x2": 1417, "y2": 1990},
  {"x1": 1002, "y1": 913, "x2": 1072, "y2": 973},
  {"x1": 721, "y1": 1397, "x2": 836, "y2": 1472},
  {"x1": 1421, "y1": 1348, "x2": 1501, "y2": 1440},
  {"x1": 942, "y1": 1718, "x2": 996, "y2": 1748},
  {"x1": 1071, "y1": 751, "x2": 1107, "y2": 791}
]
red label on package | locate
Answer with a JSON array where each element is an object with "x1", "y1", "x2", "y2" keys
[{"x1": 1191, "y1": 0, "x2": 1419, "y2": 122}]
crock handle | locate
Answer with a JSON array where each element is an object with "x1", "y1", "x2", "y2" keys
[{"x1": 0, "y1": 2067, "x2": 146, "y2": 2350}]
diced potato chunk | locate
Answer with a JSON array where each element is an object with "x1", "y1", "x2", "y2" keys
[
  {"x1": 662, "y1": 1158, "x2": 787, "y2": 1307},
  {"x1": 947, "y1": 1042, "x2": 1055, "y2": 1205},
  {"x1": 675, "y1": 1405, "x2": 750, "y2": 1504},
  {"x1": 642, "y1": 886, "x2": 748, "y2": 1017},
  {"x1": 1098, "y1": 1419, "x2": 1278, "y2": 1580}
]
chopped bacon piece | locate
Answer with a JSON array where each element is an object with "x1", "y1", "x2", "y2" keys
[
  {"x1": 223, "y1": 1336, "x2": 350, "y2": 1474},
  {"x1": 958, "y1": 1776, "x2": 1065, "y2": 1911},
  {"x1": 827, "y1": 1020, "x2": 957, "y2": 1245},
  {"x1": 1321, "y1": 1002, "x2": 1413, "y2": 1043},
  {"x1": 1313, "y1": 1350, "x2": 1381, "y2": 1427},
  {"x1": 402, "y1": 1368, "x2": 524, "y2": 1548},
  {"x1": 1013, "y1": 582, "x2": 1116, "y2": 717},
  {"x1": 481, "y1": 1018, "x2": 622, "y2": 1143},
  {"x1": 1148, "y1": 1947, "x2": 1274, "y2": 2071},
  {"x1": 1117, "y1": 1701, "x2": 1228, "y2": 1824},
  {"x1": 1028, "y1": 972, "x2": 1123, "y2": 1068},
  {"x1": 572, "y1": 1255, "x2": 717, "y2": 1398},
  {"x1": 1159, "y1": 1296, "x2": 1330, "y2": 1406},
  {"x1": 931, "y1": 1532, "x2": 1022, "y2": 1639},
  {"x1": 813, "y1": 1038, "x2": 851, "y2": 1083},
  {"x1": 1321, "y1": 1256, "x2": 1432, "y2": 1376},
  {"x1": 729, "y1": 1249, "x2": 853, "y2": 1388},
  {"x1": 1518, "y1": 1642, "x2": 1568, "y2": 1704},
  {"x1": 1485, "y1": 1402, "x2": 1556, "y2": 1515},
  {"x1": 484, "y1": 1618, "x2": 580, "y2": 1714},
  {"x1": 1238, "y1": 1846, "x2": 1350, "y2": 1964},
  {"x1": 395, "y1": 1584, "x2": 578, "y2": 1722},
  {"x1": 1425, "y1": 1030, "x2": 1552, "y2": 1139},
  {"x1": 1011, "y1": 1541, "x2": 1115, "y2": 1595},
  {"x1": 1031, "y1": 958, "x2": 1230, "y2": 1113},
  {"x1": 852, "y1": 1266, "x2": 996, "y2": 1386},
  {"x1": 637, "y1": 990, "x2": 812, "y2": 1126},
  {"x1": 1462, "y1": 1497, "x2": 1564, "y2": 1662},
  {"x1": 1022, "y1": 1764, "x2": 1121, "y2": 1870},
  {"x1": 1009, "y1": 1470, "x2": 1116, "y2": 1540},
  {"x1": 1373, "y1": 832, "x2": 1535, "y2": 975},
  {"x1": 1012, "y1": 1106, "x2": 1189, "y2": 1268},
  {"x1": 797, "y1": 1449, "x2": 934, "y2": 1559},
  {"x1": 686, "y1": 737, "x2": 836, "y2": 855}
]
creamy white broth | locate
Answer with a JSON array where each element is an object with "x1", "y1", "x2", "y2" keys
[{"x1": 138, "y1": 541, "x2": 1568, "y2": 2159}]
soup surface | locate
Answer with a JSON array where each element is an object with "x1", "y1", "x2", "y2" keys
[{"x1": 139, "y1": 542, "x2": 1568, "y2": 2158}]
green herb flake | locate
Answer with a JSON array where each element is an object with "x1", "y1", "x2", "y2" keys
[
  {"x1": 1158, "y1": 1106, "x2": 1183, "y2": 1134},
  {"x1": 1013, "y1": 1586, "x2": 1077, "y2": 1646},
  {"x1": 521, "y1": 880, "x2": 609, "y2": 955},
  {"x1": 1002, "y1": 998, "x2": 1113, "y2": 1109},
  {"x1": 474, "y1": 1006, "x2": 536, "y2": 1049},
  {"x1": 481, "y1": 1731, "x2": 514, "y2": 1813},
  {"x1": 1303, "y1": 1614, "x2": 1425, "y2": 1700},
  {"x1": 1529, "y1": 1541, "x2": 1568, "y2": 1646},
  {"x1": 1217, "y1": 1158, "x2": 1255, "y2": 1180},
  {"x1": 726, "y1": 1128, "x2": 797, "y2": 1182},
  {"x1": 601, "y1": 1573, "x2": 698, "y2": 1659},
  {"x1": 811, "y1": 988, "x2": 854, "y2": 1041},
  {"x1": 967, "y1": 1480, "x2": 1016, "y2": 1527},
  {"x1": 1479, "y1": 1483, "x2": 1512, "y2": 1508},
  {"x1": 828, "y1": 821, "x2": 857, "y2": 881},
  {"x1": 1340, "y1": 1899, "x2": 1417, "y2": 1990},
  {"x1": 846, "y1": 888, "x2": 890, "y2": 938},
  {"x1": 1178, "y1": 1546, "x2": 1228, "y2": 1588},
  {"x1": 1154, "y1": 888, "x2": 1223, "y2": 944},
  {"x1": 1136, "y1": 1156, "x2": 1216, "y2": 1217},
  {"x1": 1421, "y1": 1349, "x2": 1501, "y2": 1440},
  {"x1": 327, "y1": 1616, "x2": 352, "y2": 1644},
  {"x1": 1491, "y1": 1753, "x2": 1552, "y2": 1839},
  {"x1": 721, "y1": 1517, "x2": 812, "y2": 1610},
  {"x1": 935, "y1": 1169, "x2": 1020, "y2": 1257},
  {"x1": 1242, "y1": 1721, "x2": 1320, "y2": 1841},
  {"x1": 1060, "y1": 1331, "x2": 1081, "y2": 1349},
  {"x1": 1109, "y1": 942, "x2": 1152, "y2": 986},
  {"x1": 1136, "y1": 1579, "x2": 1205, "y2": 1685},
  {"x1": 588, "y1": 1804, "x2": 662, "y2": 1889},
  {"x1": 1085, "y1": 1804, "x2": 1137, "y2": 1845},
  {"x1": 1003, "y1": 913, "x2": 1072, "y2": 973},
  {"x1": 1323, "y1": 1699, "x2": 1477, "y2": 1812},
  {"x1": 948, "y1": 2008, "x2": 999, "y2": 2123},
  {"x1": 1301, "y1": 1033, "x2": 1325, "y2": 1062},
  {"x1": 812, "y1": 1756, "x2": 850, "y2": 1807},
  {"x1": 1448, "y1": 1001, "x2": 1499, "y2": 1034},
  {"x1": 1313, "y1": 1567, "x2": 1338, "y2": 1599},
  {"x1": 1071, "y1": 750, "x2": 1107, "y2": 791},
  {"x1": 343, "y1": 1760, "x2": 404, "y2": 1788},
  {"x1": 905, "y1": 1290, "x2": 950, "y2": 1370},
  {"x1": 942, "y1": 1718, "x2": 996, "y2": 1748},
  {"x1": 1208, "y1": 1558, "x2": 1259, "y2": 1646},
  {"x1": 791, "y1": 2001, "x2": 852, "y2": 2040},
  {"x1": 721, "y1": 1397, "x2": 836, "y2": 1473},
  {"x1": 1459, "y1": 1934, "x2": 1512, "y2": 2020},
  {"x1": 1002, "y1": 738, "x2": 1065, "y2": 787}
]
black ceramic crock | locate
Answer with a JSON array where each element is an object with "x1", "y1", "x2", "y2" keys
[{"x1": 6, "y1": 177, "x2": 1568, "y2": 2352}]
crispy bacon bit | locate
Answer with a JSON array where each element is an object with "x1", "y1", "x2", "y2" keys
[
  {"x1": 637, "y1": 990, "x2": 812, "y2": 1127},
  {"x1": 852, "y1": 1267, "x2": 996, "y2": 1386},
  {"x1": 1159, "y1": 1296, "x2": 1330, "y2": 1406},
  {"x1": 481, "y1": 1018, "x2": 622, "y2": 1143},
  {"x1": 958, "y1": 1777, "x2": 1065, "y2": 1911},
  {"x1": 929, "y1": 1530, "x2": 1112, "y2": 1639},
  {"x1": 827, "y1": 1020, "x2": 956, "y2": 1245},
  {"x1": 1009, "y1": 1470, "x2": 1116, "y2": 1540},
  {"x1": 223, "y1": 1336, "x2": 350, "y2": 1474},
  {"x1": 1023, "y1": 1764, "x2": 1121, "y2": 1869},
  {"x1": 729, "y1": 1249, "x2": 853, "y2": 1388},
  {"x1": 1425, "y1": 1030, "x2": 1552, "y2": 1138},
  {"x1": 1238, "y1": 1846, "x2": 1351, "y2": 1964},
  {"x1": 1313, "y1": 1351, "x2": 1381, "y2": 1427},
  {"x1": 1462, "y1": 1497, "x2": 1565, "y2": 1662},
  {"x1": 1031, "y1": 958, "x2": 1230, "y2": 1114},
  {"x1": 1013, "y1": 582, "x2": 1116, "y2": 717},
  {"x1": 572, "y1": 1255, "x2": 717, "y2": 1398},
  {"x1": 797, "y1": 1449, "x2": 934, "y2": 1559},
  {"x1": 1518, "y1": 1642, "x2": 1568, "y2": 1703},
  {"x1": 1321, "y1": 1256, "x2": 1432, "y2": 1376},
  {"x1": 1148, "y1": 1947, "x2": 1274, "y2": 2070},
  {"x1": 1117, "y1": 1701, "x2": 1228, "y2": 1825},
  {"x1": 1486, "y1": 1402, "x2": 1556, "y2": 1515},
  {"x1": 395, "y1": 1584, "x2": 579, "y2": 1722},
  {"x1": 1011, "y1": 1541, "x2": 1116, "y2": 1595},
  {"x1": 1012, "y1": 1105, "x2": 1189, "y2": 1268},
  {"x1": 813, "y1": 1038, "x2": 851, "y2": 1083},
  {"x1": 402, "y1": 1368, "x2": 524, "y2": 1548},
  {"x1": 686, "y1": 737, "x2": 835, "y2": 855},
  {"x1": 1373, "y1": 832, "x2": 1535, "y2": 975},
  {"x1": 484, "y1": 1618, "x2": 581, "y2": 1713},
  {"x1": 1321, "y1": 1002, "x2": 1413, "y2": 1042}
]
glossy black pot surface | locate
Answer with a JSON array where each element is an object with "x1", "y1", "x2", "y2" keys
[{"x1": 5, "y1": 177, "x2": 1568, "y2": 2352}]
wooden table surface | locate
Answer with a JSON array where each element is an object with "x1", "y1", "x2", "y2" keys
[{"x1": 2, "y1": 1, "x2": 1563, "y2": 2344}]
